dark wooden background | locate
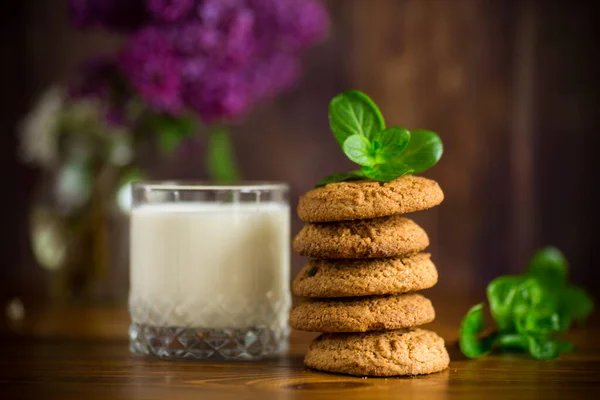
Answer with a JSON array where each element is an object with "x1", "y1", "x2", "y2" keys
[{"x1": 1, "y1": 0, "x2": 598, "y2": 307}]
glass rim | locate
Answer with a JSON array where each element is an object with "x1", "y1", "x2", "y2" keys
[{"x1": 132, "y1": 180, "x2": 289, "y2": 191}]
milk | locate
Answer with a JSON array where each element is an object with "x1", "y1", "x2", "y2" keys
[{"x1": 129, "y1": 202, "x2": 290, "y2": 330}]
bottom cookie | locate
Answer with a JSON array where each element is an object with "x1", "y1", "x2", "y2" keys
[{"x1": 305, "y1": 328, "x2": 449, "y2": 377}]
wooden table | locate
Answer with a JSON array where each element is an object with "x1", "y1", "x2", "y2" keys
[{"x1": 2, "y1": 294, "x2": 599, "y2": 400}]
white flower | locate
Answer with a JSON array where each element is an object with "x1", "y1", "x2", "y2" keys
[
  {"x1": 18, "y1": 86, "x2": 65, "y2": 168},
  {"x1": 30, "y1": 207, "x2": 67, "y2": 271},
  {"x1": 54, "y1": 161, "x2": 91, "y2": 212}
]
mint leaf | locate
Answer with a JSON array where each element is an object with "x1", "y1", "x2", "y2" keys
[
  {"x1": 494, "y1": 333, "x2": 573, "y2": 359},
  {"x1": 316, "y1": 170, "x2": 365, "y2": 187},
  {"x1": 459, "y1": 304, "x2": 495, "y2": 358},
  {"x1": 342, "y1": 134, "x2": 376, "y2": 167},
  {"x1": 395, "y1": 129, "x2": 443, "y2": 173},
  {"x1": 525, "y1": 335, "x2": 574, "y2": 360},
  {"x1": 527, "y1": 246, "x2": 568, "y2": 286},
  {"x1": 494, "y1": 333, "x2": 528, "y2": 350},
  {"x1": 320, "y1": 90, "x2": 443, "y2": 186},
  {"x1": 460, "y1": 246, "x2": 593, "y2": 361},
  {"x1": 362, "y1": 160, "x2": 413, "y2": 181},
  {"x1": 206, "y1": 127, "x2": 240, "y2": 183},
  {"x1": 560, "y1": 285, "x2": 593, "y2": 321},
  {"x1": 372, "y1": 127, "x2": 410, "y2": 163},
  {"x1": 329, "y1": 90, "x2": 385, "y2": 147},
  {"x1": 487, "y1": 275, "x2": 524, "y2": 331}
]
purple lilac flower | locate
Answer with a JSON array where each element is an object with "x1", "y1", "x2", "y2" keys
[
  {"x1": 285, "y1": 0, "x2": 329, "y2": 50},
  {"x1": 172, "y1": 23, "x2": 221, "y2": 55},
  {"x1": 248, "y1": 54, "x2": 300, "y2": 101},
  {"x1": 180, "y1": 56, "x2": 208, "y2": 81},
  {"x1": 70, "y1": 0, "x2": 329, "y2": 123},
  {"x1": 183, "y1": 68, "x2": 250, "y2": 123},
  {"x1": 196, "y1": 0, "x2": 245, "y2": 27},
  {"x1": 222, "y1": 8, "x2": 256, "y2": 65},
  {"x1": 249, "y1": 0, "x2": 328, "y2": 52},
  {"x1": 119, "y1": 28, "x2": 183, "y2": 113},
  {"x1": 146, "y1": 0, "x2": 195, "y2": 23},
  {"x1": 173, "y1": 8, "x2": 256, "y2": 63},
  {"x1": 68, "y1": 0, "x2": 146, "y2": 31}
]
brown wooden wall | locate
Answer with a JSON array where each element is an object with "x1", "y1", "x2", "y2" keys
[{"x1": 1, "y1": 0, "x2": 598, "y2": 306}]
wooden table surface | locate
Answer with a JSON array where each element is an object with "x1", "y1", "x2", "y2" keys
[{"x1": 2, "y1": 293, "x2": 599, "y2": 400}]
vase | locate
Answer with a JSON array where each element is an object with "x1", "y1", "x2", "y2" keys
[{"x1": 29, "y1": 164, "x2": 130, "y2": 305}]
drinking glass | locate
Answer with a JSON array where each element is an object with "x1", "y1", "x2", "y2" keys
[{"x1": 128, "y1": 182, "x2": 290, "y2": 359}]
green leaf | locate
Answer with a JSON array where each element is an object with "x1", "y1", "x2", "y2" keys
[
  {"x1": 329, "y1": 90, "x2": 385, "y2": 147},
  {"x1": 372, "y1": 127, "x2": 410, "y2": 163},
  {"x1": 520, "y1": 309, "x2": 562, "y2": 335},
  {"x1": 342, "y1": 134, "x2": 376, "y2": 167},
  {"x1": 459, "y1": 304, "x2": 496, "y2": 358},
  {"x1": 206, "y1": 127, "x2": 240, "y2": 183},
  {"x1": 487, "y1": 275, "x2": 525, "y2": 331},
  {"x1": 495, "y1": 333, "x2": 573, "y2": 360},
  {"x1": 316, "y1": 170, "x2": 365, "y2": 187},
  {"x1": 153, "y1": 114, "x2": 197, "y2": 155},
  {"x1": 395, "y1": 129, "x2": 443, "y2": 173},
  {"x1": 459, "y1": 246, "x2": 593, "y2": 361},
  {"x1": 525, "y1": 335, "x2": 574, "y2": 360},
  {"x1": 494, "y1": 333, "x2": 528, "y2": 351},
  {"x1": 560, "y1": 285, "x2": 594, "y2": 322},
  {"x1": 527, "y1": 246, "x2": 568, "y2": 286},
  {"x1": 361, "y1": 160, "x2": 413, "y2": 181}
]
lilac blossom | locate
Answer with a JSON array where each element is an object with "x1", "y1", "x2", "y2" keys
[
  {"x1": 183, "y1": 68, "x2": 251, "y2": 123},
  {"x1": 118, "y1": 28, "x2": 183, "y2": 113},
  {"x1": 146, "y1": 0, "x2": 195, "y2": 23},
  {"x1": 71, "y1": 0, "x2": 329, "y2": 123}
]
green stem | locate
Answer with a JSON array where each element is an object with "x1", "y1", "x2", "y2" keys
[{"x1": 206, "y1": 126, "x2": 241, "y2": 183}]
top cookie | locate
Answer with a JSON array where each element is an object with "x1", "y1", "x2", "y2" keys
[{"x1": 298, "y1": 175, "x2": 444, "y2": 222}]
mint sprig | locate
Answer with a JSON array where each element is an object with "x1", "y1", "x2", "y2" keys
[
  {"x1": 459, "y1": 247, "x2": 594, "y2": 360},
  {"x1": 318, "y1": 90, "x2": 443, "y2": 186},
  {"x1": 329, "y1": 90, "x2": 385, "y2": 146}
]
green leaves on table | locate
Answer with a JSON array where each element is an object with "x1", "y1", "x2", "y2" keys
[
  {"x1": 459, "y1": 247, "x2": 594, "y2": 360},
  {"x1": 320, "y1": 90, "x2": 443, "y2": 186},
  {"x1": 459, "y1": 304, "x2": 496, "y2": 358}
]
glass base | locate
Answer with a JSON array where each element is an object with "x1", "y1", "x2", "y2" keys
[{"x1": 129, "y1": 322, "x2": 289, "y2": 360}]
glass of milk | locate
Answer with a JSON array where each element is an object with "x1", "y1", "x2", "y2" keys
[{"x1": 128, "y1": 182, "x2": 290, "y2": 360}]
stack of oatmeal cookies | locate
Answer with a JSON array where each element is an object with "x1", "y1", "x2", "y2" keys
[{"x1": 290, "y1": 175, "x2": 450, "y2": 376}]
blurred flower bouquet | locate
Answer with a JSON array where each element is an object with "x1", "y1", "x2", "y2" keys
[{"x1": 20, "y1": 0, "x2": 328, "y2": 303}]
